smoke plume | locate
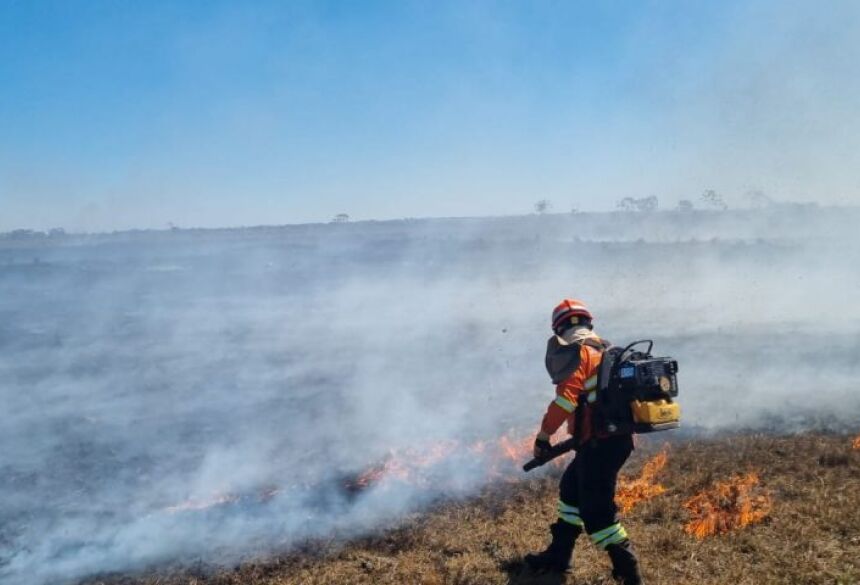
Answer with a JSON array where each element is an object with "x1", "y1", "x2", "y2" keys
[{"x1": 1, "y1": 206, "x2": 859, "y2": 584}]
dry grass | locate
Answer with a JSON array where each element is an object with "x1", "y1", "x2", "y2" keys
[{"x1": 84, "y1": 433, "x2": 860, "y2": 585}]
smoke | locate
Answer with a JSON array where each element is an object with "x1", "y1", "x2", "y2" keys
[
  {"x1": 1, "y1": 206, "x2": 859, "y2": 584},
  {"x1": 658, "y1": 0, "x2": 860, "y2": 207}
]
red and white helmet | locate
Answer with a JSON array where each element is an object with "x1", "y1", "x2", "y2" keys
[{"x1": 551, "y1": 299, "x2": 593, "y2": 334}]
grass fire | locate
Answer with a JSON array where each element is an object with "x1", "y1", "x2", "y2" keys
[
  {"x1": 75, "y1": 433, "x2": 860, "y2": 585},
  {"x1": 616, "y1": 447, "x2": 669, "y2": 514},
  {"x1": 682, "y1": 472, "x2": 772, "y2": 539},
  {"x1": 344, "y1": 432, "x2": 556, "y2": 494},
  {"x1": 5, "y1": 203, "x2": 860, "y2": 585},
  {"x1": 6, "y1": 2, "x2": 860, "y2": 584}
]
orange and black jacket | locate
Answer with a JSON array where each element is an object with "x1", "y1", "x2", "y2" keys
[{"x1": 541, "y1": 335, "x2": 610, "y2": 444}]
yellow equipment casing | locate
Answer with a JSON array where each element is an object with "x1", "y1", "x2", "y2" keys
[{"x1": 630, "y1": 399, "x2": 680, "y2": 431}]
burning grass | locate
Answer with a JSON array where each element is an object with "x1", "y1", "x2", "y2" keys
[
  {"x1": 853, "y1": 433, "x2": 860, "y2": 450},
  {"x1": 682, "y1": 472, "x2": 772, "y2": 538},
  {"x1": 343, "y1": 431, "x2": 561, "y2": 494},
  {"x1": 616, "y1": 446, "x2": 669, "y2": 513},
  {"x1": 81, "y1": 433, "x2": 860, "y2": 585},
  {"x1": 166, "y1": 432, "x2": 543, "y2": 514},
  {"x1": 345, "y1": 440, "x2": 458, "y2": 491}
]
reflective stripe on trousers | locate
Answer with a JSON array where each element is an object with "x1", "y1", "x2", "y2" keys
[
  {"x1": 589, "y1": 522, "x2": 628, "y2": 549},
  {"x1": 557, "y1": 499, "x2": 584, "y2": 527}
]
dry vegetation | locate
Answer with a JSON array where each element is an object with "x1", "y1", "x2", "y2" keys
[{"x1": 85, "y1": 433, "x2": 860, "y2": 585}]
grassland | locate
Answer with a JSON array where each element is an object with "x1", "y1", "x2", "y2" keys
[{"x1": 85, "y1": 433, "x2": 860, "y2": 585}]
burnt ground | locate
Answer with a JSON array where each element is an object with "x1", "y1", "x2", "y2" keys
[{"x1": 83, "y1": 433, "x2": 860, "y2": 585}]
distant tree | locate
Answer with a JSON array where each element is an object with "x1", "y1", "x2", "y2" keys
[
  {"x1": 639, "y1": 195, "x2": 658, "y2": 212},
  {"x1": 745, "y1": 190, "x2": 773, "y2": 209},
  {"x1": 9, "y1": 229, "x2": 43, "y2": 240},
  {"x1": 331, "y1": 213, "x2": 350, "y2": 223},
  {"x1": 677, "y1": 199, "x2": 694, "y2": 212},
  {"x1": 617, "y1": 196, "x2": 658, "y2": 212},
  {"x1": 534, "y1": 199, "x2": 552, "y2": 214},
  {"x1": 700, "y1": 189, "x2": 728, "y2": 210},
  {"x1": 48, "y1": 227, "x2": 66, "y2": 237},
  {"x1": 617, "y1": 197, "x2": 637, "y2": 212}
]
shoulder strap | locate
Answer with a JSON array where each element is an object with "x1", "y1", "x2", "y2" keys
[{"x1": 581, "y1": 337, "x2": 611, "y2": 352}]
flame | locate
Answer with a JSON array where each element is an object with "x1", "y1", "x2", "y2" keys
[
  {"x1": 498, "y1": 434, "x2": 531, "y2": 461},
  {"x1": 345, "y1": 431, "x2": 565, "y2": 493},
  {"x1": 347, "y1": 441, "x2": 458, "y2": 490},
  {"x1": 683, "y1": 472, "x2": 772, "y2": 538},
  {"x1": 852, "y1": 434, "x2": 860, "y2": 450},
  {"x1": 616, "y1": 448, "x2": 669, "y2": 513},
  {"x1": 166, "y1": 431, "x2": 568, "y2": 513}
]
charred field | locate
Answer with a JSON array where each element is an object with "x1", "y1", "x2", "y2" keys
[{"x1": 79, "y1": 432, "x2": 860, "y2": 585}]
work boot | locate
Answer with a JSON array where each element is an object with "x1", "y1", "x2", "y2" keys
[
  {"x1": 606, "y1": 540, "x2": 643, "y2": 585},
  {"x1": 524, "y1": 521, "x2": 581, "y2": 573}
]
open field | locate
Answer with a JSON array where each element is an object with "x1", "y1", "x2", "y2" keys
[
  {"x1": 3, "y1": 208, "x2": 860, "y2": 584},
  {"x1": 5, "y1": 0, "x2": 860, "y2": 580},
  {"x1": 81, "y1": 433, "x2": 860, "y2": 585}
]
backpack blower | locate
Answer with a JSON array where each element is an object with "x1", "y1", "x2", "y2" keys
[
  {"x1": 524, "y1": 339, "x2": 680, "y2": 471},
  {"x1": 595, "y1": 339, "x2": 680, "y2": 435}
]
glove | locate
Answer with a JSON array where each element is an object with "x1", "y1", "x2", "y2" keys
[{"x1": 533, "y1": 434, "x2": 552, "y2": 459}]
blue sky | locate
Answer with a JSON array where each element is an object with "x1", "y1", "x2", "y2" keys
[{"x1": 2, "y1": 1, "x2": 859, "y2": 231}]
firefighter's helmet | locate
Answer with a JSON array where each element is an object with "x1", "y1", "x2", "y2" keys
[{"x1": 551, "y1": 299, "x2": 593, "y2": 334}]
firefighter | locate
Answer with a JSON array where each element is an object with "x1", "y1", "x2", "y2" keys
[{"x1": 524, "y1": 299, "x2": 643, "y2": 585}]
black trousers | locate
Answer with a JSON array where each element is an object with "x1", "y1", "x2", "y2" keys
[{"x1": 557, "y1": 435, "x2": 634, "y2": 541}]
